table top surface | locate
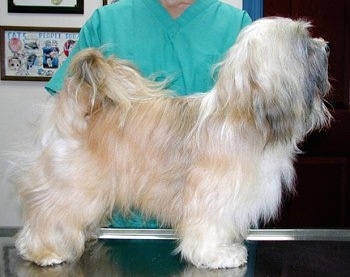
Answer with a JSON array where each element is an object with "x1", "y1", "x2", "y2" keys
[{"x1": 1, "y1": 228, "x2": 350, "y2": 277}]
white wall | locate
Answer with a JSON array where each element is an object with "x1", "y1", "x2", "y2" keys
[
  {"x1": 223, "y1": 0, "x2": 242, "y2": 8},
  {"x1": 0, "y1": 0, "x2": 242, "y2": 227}
]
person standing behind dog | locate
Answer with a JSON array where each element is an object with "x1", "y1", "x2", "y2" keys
[{"x1": 45, "y1": 0, "x2": 252, "y2": 228}]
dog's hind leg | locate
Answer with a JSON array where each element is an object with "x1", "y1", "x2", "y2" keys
[
  {"x1": 16, "y1": 218, "x2": 86, "y2": 266},
  {"x1": 15, "y1": 164, "x2": 112, "y2": 266}
]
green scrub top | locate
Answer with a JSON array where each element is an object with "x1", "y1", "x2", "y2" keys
[{"x1": 45, "y1": 0, "x2": 252, "y2": 95}]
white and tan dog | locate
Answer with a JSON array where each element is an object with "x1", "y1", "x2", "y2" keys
[{"x1": 15, "y1": 17, "x2": 331, "y2": 269}]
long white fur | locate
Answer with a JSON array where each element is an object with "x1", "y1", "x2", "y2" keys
[{"x1": 15, "y1": 17, "x2": 331, "y2": 269}]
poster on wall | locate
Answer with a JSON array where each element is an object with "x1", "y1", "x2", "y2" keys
[{"x1": 0, "y1": 26, "x2": 80, "y2": 81}]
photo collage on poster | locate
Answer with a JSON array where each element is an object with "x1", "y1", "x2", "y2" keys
[{"x1": 3, "y1": 28, "x2": 79, "y2": 79}]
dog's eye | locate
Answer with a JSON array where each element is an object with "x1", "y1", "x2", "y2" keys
[{"x1": 325, "y1": 42, "x2": 331, "y2": 53}]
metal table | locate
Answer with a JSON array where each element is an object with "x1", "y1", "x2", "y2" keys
[{"x1": 1, "y1": 228, "x2": 350, "y2": 276}]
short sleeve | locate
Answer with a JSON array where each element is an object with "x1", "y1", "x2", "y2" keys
[{"x1": 241, "y1": 10, "x2": 253, "y2": 28}]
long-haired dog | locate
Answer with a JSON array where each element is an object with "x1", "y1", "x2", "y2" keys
[{"x1": 15, "y1": 17, "x2": 331, "y2": 269}]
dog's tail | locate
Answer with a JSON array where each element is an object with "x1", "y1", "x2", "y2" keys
[{"x1": 65, "y1": 48, "x2": 169, "y2": 115}]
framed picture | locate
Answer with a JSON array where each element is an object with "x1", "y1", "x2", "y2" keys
[
  {"x1": 103, "y1": 0, "x2": 118, "y2": 5},
  {"x1": 0, "y1": 26, "x2": 80, "y2": 81},
  {"x1": 8, "y1": 0, "x2": 84, "y2": 14}
]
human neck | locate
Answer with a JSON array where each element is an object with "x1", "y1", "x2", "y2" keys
[{"x1": 159, "y1": 0, "x2": 195, "y2": 18}]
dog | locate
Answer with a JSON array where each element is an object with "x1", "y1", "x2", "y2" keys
[{"x1": 15, "y1": 17, "x2": 331, "y2": 269}]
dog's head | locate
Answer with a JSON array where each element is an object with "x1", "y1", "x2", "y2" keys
[{"x1": 215, "y1": 17, "x2": 331, "y2": 144}]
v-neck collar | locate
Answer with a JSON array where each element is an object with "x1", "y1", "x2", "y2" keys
[{"x1": 141, "y1": 0, "x2": 217, "y2": 29}]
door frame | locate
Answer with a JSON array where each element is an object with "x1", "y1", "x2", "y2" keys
[{"x1": 243, "y1": 0, "x2": 263, "y2": 20}]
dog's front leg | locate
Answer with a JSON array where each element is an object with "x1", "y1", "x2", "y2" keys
[{"x1": 176, "y1": 217, "x2": 248, "y2": 269}]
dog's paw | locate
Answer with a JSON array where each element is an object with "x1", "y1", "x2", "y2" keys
[
  {"x1": 16, "y1": 236, "x2": 67, "y2": 266},
  {"x1": 34, "y1": 255, "x2": 65, "y2": 267},
  {"x1": 190, "y1": 243, "x2": 247, "y2": 269},
  {"x1": 18, "y1": 249, "x2": 66, "y2": 267}
]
